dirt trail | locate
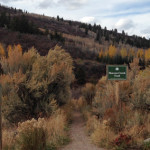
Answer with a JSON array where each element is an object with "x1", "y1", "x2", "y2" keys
[{"x1": 60, "y1": 111, "x2": 105, "y2": 150}]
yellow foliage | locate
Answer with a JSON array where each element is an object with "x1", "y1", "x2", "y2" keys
[
  {"x1": 0, "y1": 43, "x2": 5, "y2": 57},
  {"x1": 99, "y1": 49, "x2": 103, "y2": 58},
  {"x1": 137, "y1": 49, "x2": 144, "y2": 58},
  {"x1": 120, "y1": 47, "x2": 127, "y2": 58},
  {"x1": 128, "y1": 48, "x2": 135, "y2": 57},
  {"x1": 16, "y1": 44, "x2": 23, "y2": 53},
  {"x1": 145, "y1": 48, "x2": 150, "y2": 62},
  {"x1": 104, "y1": 50, "x2": 108, "y2": 57},
  {"x1": 7, "y1": 45, "x2": 12, "y2": 57},
  {"x1": 108, "y1": 45, "x2": 116, "y2": 58}
]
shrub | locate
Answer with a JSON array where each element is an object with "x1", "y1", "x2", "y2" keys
[
  {"x1": 131, "y1": 67, "x2": 150, "y2": 111},
  {"x1": 0, "y1": 45, "x2": 74, "y2": 123},
  {"x1": 3, "y1": 108, "x2": 70, "y2": 150},
  {"x1": 16, "y1": 118, "x2": 47, "y2": 150},
  {"x1": 142, "y1": 141, "x2": 150, "y2": 150},
  {"x1": 84, "y1": 60, "x2": 150, "y2": 149},
  {"x1": 46, "y1": 109, "x2": 69, "y2": 147},
  {"x1": 92, "y1": 76, "x2": 115, "y2": 118},
  {"x1": 113, "y1": 133, "x2": 132, "y2": 150},
  {"x1": 90, "y1": 118, "x2": 116, "y2": 148},
  {"x1": 2, "y1": 129, "x2": 16, "y2": 150},
  {"x1": 82, "y1": 83, "x2": 95, "y2": 105}
]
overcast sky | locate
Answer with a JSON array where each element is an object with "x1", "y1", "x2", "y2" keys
[{"x1": 0, "y1": 0, "x2": 150, "y2": 39}]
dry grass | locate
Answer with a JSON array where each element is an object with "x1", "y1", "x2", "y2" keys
[
  {"x1": 2, "y1": 106, "x2": 72, "y2": 150},
  {"x1": 70, "y1": 98, "x2": 87, "y2": 111},
  {"x1": 91, "y1": 121, "x2": 116, "y2": 148},
  {"x1": 46, "y1": 109, "x2": 69, "y2": 146},
  {"x1": 84, "y1": 112, "x2": 116, "y2": 148},
  {"x1": 3, "y1": 129, "x2": 16, "y2": 150}
]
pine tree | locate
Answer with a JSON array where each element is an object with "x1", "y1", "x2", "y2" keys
[
  {"x1": 57, "y1": 15, "x2": 59, "y2": 21},
  {"x1": 85, "y1": 27, "x2": 88, "y2": 35}
]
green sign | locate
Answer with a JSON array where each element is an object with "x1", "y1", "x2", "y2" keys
[{"x1": 107, "y1": 65, "x2": 127, "y2": 80}]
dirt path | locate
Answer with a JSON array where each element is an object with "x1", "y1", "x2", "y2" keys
[{"x1": 60, "y1": 111, "x2": 105, "y2": 150}]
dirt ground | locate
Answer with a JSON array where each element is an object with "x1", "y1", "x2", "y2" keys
[{"x1": 60, "y1": 111, "x2": 105, "y2": 150}]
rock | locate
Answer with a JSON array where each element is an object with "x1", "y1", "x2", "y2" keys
[{"x1": 144, "y1": 138, "x2": 150, "y2": 143}]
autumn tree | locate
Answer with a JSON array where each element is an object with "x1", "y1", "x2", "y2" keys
[
  {"x1": 99, "y1": 49, "x2": 103, "y2": 62},
  {"x1": 108, "y1": 45, "x2": 116, "y2": 58},
  {"x1": 128, "y1": 48, "x2": 135, "y2": 63},
  {"x1": 120, "y1": 47, "x2": 128, "y2": 64},
  {"x1": 0, "y1": 43, "x2": 5, "y2": 57},
  {"x1": 120, "y1": 47, "x2": 127, "y2": 58},
  {"x1": 16, "y1": 44, "x2": 22, "y2": 53},
  {"x1": 108, "y1": 45, "x2": 117, "y2": 63},
  {"x1": 137, "y1": 49, "x2": 144, "y2": 59},
  {"x1": 145, "y1": 48, "x2": 150, "y2": 65},
  {"x1": 7, "y1": 45, "x2": 12, "y2": 57}
]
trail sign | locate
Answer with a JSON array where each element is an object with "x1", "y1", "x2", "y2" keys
[{"x1": 107, "y1": 65, "x2": 127, "y2": 80}]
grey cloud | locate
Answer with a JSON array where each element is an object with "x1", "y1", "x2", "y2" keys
[
  {"x1": 38, "y1": 0, "x2": 54, "y2": 9},
  {"x1": 58, "y1": 0, "x2": 88, "y2": 10},
  {"x1": 0, "y1": 0, "x2": 20, "y2": 3},
  {"x1": 141, "y1": 27, "x2": 150, "y2": 34},
  {"x1": 38, "y1": 0, "x2": 88, "y2": 10}
]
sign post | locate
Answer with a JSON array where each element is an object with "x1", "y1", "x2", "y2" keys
[
  {"x1": 107, "y1": 65, "x2": 127, "y2": 81},
  {"x1": 0, "y1": 84, "x2": 2, "y2": 150},
  {"x1": 107, "y1": 65, "x2": 127, "y2": 106}
]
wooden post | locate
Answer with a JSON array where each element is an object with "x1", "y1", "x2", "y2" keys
[
  {"x1": 115, "y1": 81, "x2": 119, "y2": 106},
  {"x1": 0, "y1": 84, "x2": 2, "y2": 150}
]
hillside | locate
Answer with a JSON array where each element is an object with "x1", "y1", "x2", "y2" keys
[{"x1": 0, "y1": 4, "x2": 150, "y2": 84}]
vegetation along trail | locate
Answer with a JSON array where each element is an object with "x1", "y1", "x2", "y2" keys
[{"x1": 60, "y1": 111, "x2": 105, "y2": 150}]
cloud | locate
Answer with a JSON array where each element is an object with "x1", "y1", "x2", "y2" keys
[
  {"x1": 141, "y1": 27, "x2": 150, "y2": 34},
  {"x1": 80, "y1": 16, "x2": 95, "y2": 23},
  {"x1": 141, "y1": 27, "x2": 150, "y2": 39},
  {"x1": 115, "y1": 19, "x2": 135, "y2": 30},
  {"x1": 38, "y1": 0, "x2": 54, "y2": 9},
  {"x1": 38, "y1": 0, "x2": 88, "y2": 9},
  {"x1": 0, "y1": 0, "x2": 20, "y2": 3},
  {"x1": 58, "y1": 0, "x2": 88, "y2": 10}
]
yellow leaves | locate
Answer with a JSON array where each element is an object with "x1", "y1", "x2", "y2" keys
[
  {"x1": 120, "y1": 47, "x2": 127, "y2": 58},
  {"x1": 15, "y1": 44, "x2": 22, "y2": 54},
  {"x1": 0, "y1": 43, "x2": 5, "y2": 57},
  {"x1": 137, "y1": 49, "x2": 144, "y2": 58},
  {"x1": 104, "y1": 50, "x2": 108, "y2": 57},
  {"x1": 108, "y1": 45, "x2": 116, "y2": 58},
  {"x1": 128, "y1": 48, "x2": 135, "y2": 57},
  {"x1": 99, "y1": 50, "x2": 103, "y2": 58},
  {"x1": 145, "y1": 48, "x2": 150, "y2": 62},
  {"x1": 7, "y1": 45, "x2": 12, "y2": 57},
  {"x1": 7, "y1": 44, "x2": 22, "y2": 58}
]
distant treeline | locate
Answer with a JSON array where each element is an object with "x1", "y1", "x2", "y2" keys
[
  {"x1": 0, "y1": 11, "x2": 65, "y2": 42},
  {"x1": 0, "y1": 11, "x2": 41, "y2": 34},
  {"x1": 79, "y1": 23, "x2": 150, "y2": 48},
  {"x1": 98, "y1": 45, "x2": 150, "y2": 68}
]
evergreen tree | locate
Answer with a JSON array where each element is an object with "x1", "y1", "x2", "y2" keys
[{"x1": 57, "y1": 15, "x2": 59, "y2": 21}]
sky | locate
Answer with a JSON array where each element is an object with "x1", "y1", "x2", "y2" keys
[{"x1": 0, "y1": 0, "x2": 150, "y2": 39}]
